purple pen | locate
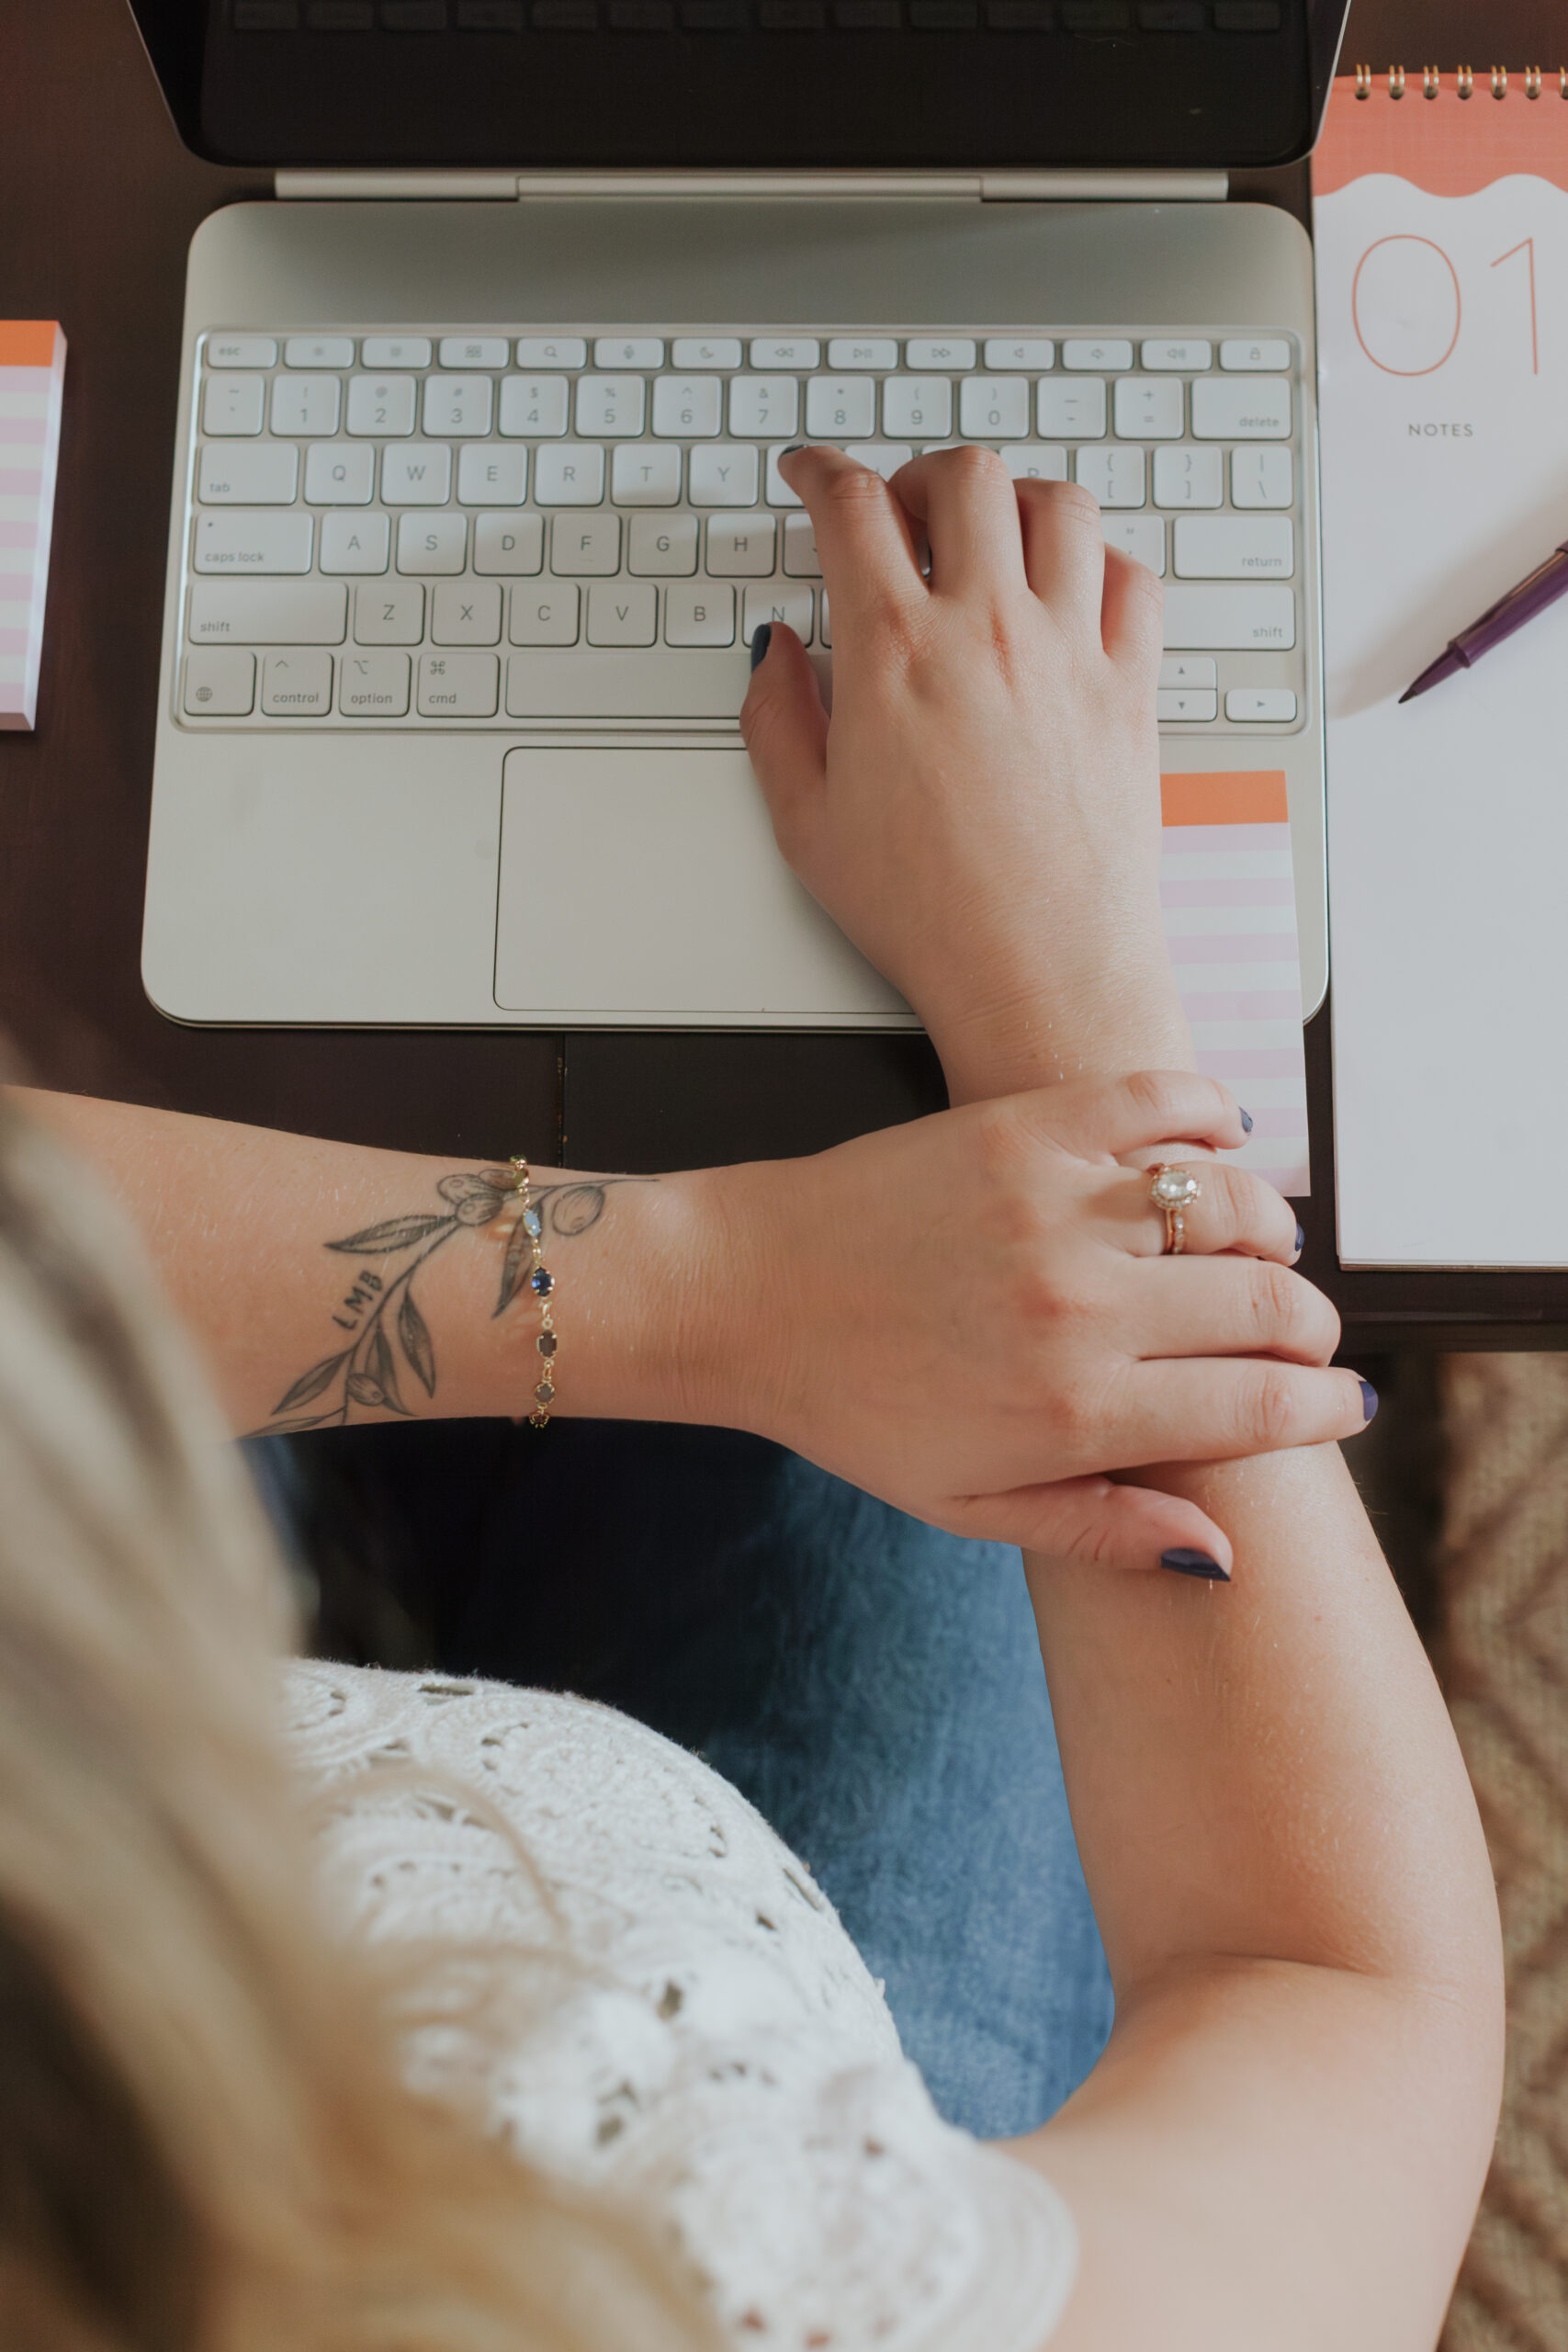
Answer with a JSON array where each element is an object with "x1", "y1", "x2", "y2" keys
[{"x1": 1401, "y1": 537, "x2": 1568, "y2": 701}]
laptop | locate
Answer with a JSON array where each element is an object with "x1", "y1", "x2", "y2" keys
[{"x1": 130, "y1": 0, "x2": 1347, "y2": 1029}]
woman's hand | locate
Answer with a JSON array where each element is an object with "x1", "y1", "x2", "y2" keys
[
  {"x1": 688, "y1": 1070, "x2": 1370, "y2": 1574},
  {"x1": 740, "y1": 445, "x2": 1185, "y2": 1106}
]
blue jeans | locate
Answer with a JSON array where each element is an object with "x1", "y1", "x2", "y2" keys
[{"x1": 249, "y1": 1420, "x2": 1112, "y2": 2138}]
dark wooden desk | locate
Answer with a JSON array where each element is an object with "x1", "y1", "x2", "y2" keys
[{"x1": 1, "y1": 0, "x2": 1561, "y2": 1347}]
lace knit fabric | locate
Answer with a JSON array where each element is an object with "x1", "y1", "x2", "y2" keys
[{"x1": 283, "y1": 1662, "x2": 1077, "y2": 2352}]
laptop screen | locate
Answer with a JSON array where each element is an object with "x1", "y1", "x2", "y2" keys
[{"x1": 129, "y1": 0, "x2": 1348, "y2": 172}]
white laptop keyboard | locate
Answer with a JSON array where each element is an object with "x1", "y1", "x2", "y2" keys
[{"x1": 180, "y1": 326, "x2": 1305, "y2": 732}]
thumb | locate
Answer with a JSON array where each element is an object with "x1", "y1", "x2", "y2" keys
[
  {"x1": 739, "y1": 622, "x2": 829, "y2": 859},
  {"x1": 947, "y1": 1475, "x2": 1235, "y2": 1579}
]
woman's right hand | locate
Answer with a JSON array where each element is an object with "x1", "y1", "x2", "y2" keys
[{"x1": 682, "y1": 1069, "x2": 1371, "y2": 1575}]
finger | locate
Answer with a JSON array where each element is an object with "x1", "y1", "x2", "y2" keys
[
  {"x1": 945, "y1": 1474, "x2": 1234, "y2": 1577},
  {"x1": 739, "y1": 621, "x2": 829, "y2": 854},
  {"x1": 1100, "y1": 540, "x2": 1166, "y2": 675},
  {"x1": 1014, "y1": 477, "x2": 1108, "y2": 622},
  {"x1": 777, "y1": 444, "x2": 925, "y2": 639},
  {"x1": 1117, "y1": 1358, "x2": 1375, "y2": 1464},
  {"x1": 1129, "y1": 1253, "x2": 1340, "y2": 1367},
  {"x1": 889, "y1": 444, "x2": 1030, "y2": 601},
  {"x1": 1021, "y1": 1069, "x2": 1250, "y2": 1161},
  {"x1": 1101, "y1": 1159, "x2": 1300, "y2": 1264}
]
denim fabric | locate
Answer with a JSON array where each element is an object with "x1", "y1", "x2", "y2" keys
[{"x1": 247, "y1": 1419, "x2": 1113, "y2": 2139}]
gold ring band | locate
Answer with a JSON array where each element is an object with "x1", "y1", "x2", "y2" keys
[{"x1": 1149, "y1": 1164, "x2": 1202, "y2": 1256}]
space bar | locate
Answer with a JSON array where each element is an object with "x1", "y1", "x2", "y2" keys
[{"x1": 504, "y1": 650, "x2": 749, "y2": 719}]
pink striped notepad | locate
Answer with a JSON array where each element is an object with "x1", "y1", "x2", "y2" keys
[
  {"x1": 0, "y1": 322, "x2": 66, "y2": 731},
  {"x1": 1160, "y1": 770, "x2": 1309, "y2": 1198}
]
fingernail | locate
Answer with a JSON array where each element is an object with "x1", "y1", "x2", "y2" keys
[
  {"x1": 750, "y1": 624, "x2": 772, "y2": 671},
  {"x1": 1239, "y1": 1107, "x2": 1254, "y2": 1133},
  {"x1": 1161, "y1": 1549, "x2": 1231, "y2": 1582},
  {"x1": 1294, "y1": 1221, "x2": 1305, "y2": 1252},
  {"x1": 1359, "y1": 1378, "x2": 1379, "y2": 1423},
  {"x1": 779, "y1": 442, "x2": 805, "y2": 457}
]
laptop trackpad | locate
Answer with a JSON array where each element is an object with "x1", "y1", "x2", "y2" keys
[{"x1": 494, "y1": 747, "x2": 907, "y2": 1018}]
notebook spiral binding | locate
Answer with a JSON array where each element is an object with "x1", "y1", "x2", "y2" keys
[{"x1": 1354, "y1": 62, "x2": 1568, "y2": 102}]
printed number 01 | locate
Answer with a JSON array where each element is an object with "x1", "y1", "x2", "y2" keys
[{"x1": 1352, "y1": 232, "x2": 1540, "y2": 378}]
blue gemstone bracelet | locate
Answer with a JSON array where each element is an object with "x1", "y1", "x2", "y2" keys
[{"x1": 509, "y1": 1156, "x2": 558, "y2": 1427}]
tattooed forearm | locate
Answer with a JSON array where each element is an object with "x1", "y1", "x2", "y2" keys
[{"x1": 246, "y1": 1168, "x2": 651, "y2": 1438}]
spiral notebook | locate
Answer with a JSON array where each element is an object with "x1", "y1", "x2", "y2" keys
[{"x1": 1314, "y1": 70, "x2": 1568, "y2": 1266}]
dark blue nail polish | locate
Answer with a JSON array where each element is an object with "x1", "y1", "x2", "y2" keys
[
  {"x1": 1161, "y1": 1549, "x2": 1231, "y2": 1582},
  {"x1": 1239, "y1": 1107, "x2": 1254, "y2": 1133},
  {"x1": 1359, "y1": 1379, "x2": 1379, "y2": 1423},
  {"x1": 750, "y1": 624, "x2": 772, "y2": 671},
  {"x1": 1294, "y1": 1221, "x2": 1305, "y2": 1252},
  {"x1": 779, "y1": 442, "x2": 805, "y2": 456}
]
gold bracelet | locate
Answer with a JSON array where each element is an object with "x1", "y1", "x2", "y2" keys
[{"x1": 509, "y1": 1157, "x2": 558, "y2": 1428}]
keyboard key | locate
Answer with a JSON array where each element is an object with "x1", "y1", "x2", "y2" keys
[
  {"x1": 909, "y1": 337, "x2": 976, "y2": 368},
  {"x1": 1154, "y1": 445, "x2": 1224, "y2": 508},
  {"x1": 423, "y1": 374, "x2": 495, "y2": 435},
  {"x1": 418, "y1": 650, "x2": 499, "y2": 716},
  {"x1": 765, "y1": 446, "x2": 803, "y2": 507},
  {"x1": 576, "y1": 375, "x2": 645, "y2": 435},
  {"x1": 381, "y1": 443, "x2": 453, "y2": 503},
  {"x1": 1141, "y1": 338, "x2": 1212, "y2": 371},
  {"x1": 1064, "y1": 338, "x2": 1133, "y2": 370},
  {"x1": 587, "y1": 581, "x2": 659, "y2": 645},
  {"x1": 438, "y1": 336, "x2": 510, "y2": 368},
  {"x1": 533, "y1": 444, "x2": 606, "y2": 504},
  {"x1": 514, "y1": 337, "x2": 586, "y2": 368},
  {"x1": 959, "y1": 377, "x2": 1030, "y2": 437},
  {"x1": 612, "y1": 444, "x2": 682, "y2": 504},
  {"x1": 628, "y1": 514, "x2": 699, "y2": 574},
  {"x1": 842, "y1": 442, "x2": 914, "y2": 482},
  {"x1": 347, "y1": 373, "x2": 417, "y2": 435},
  {"x1": 1103, "y1": 514, "x2": 1166, "y2": 573},
  {"x1": 706, "y1": 515, "x2": 776, "y2": 575},
  {"x1": 594, "y1": 336, "x2": 664, "y2": 368},
  {"x1": 396, "y1": 513, "x2": 468, "y2": 572},
  {"x1": 664, "y1": 582, "x2": 736, "y2": 645},
  {"x1": 458, "y1": 444, "x2": 528, "y2": 503},
  {"x1": 750, "y1": 338, "x2": 819, "y2": 368},
  {"x1": 1173, "y1": 514, "x2": 1294, "y2": 579},
  {"x1": 320, "y1": 512, "x2": 390, "y2": 571},
  {"x1": 1076, "y1": 447, "x2": 1145, "y2": 507},
  {"x1": 339, "y1": 650, "x2": 411, "y2": 716},
  {"x1": 883, "y1": 377, "x2": 953, "y2": 438},
  {"x1": 1037, "y1": 379, "x2": 1106, "y2": 436},
  {"x1": 505, "y1": 649, "x2": 745, "y2": 718},
  {"x1": 744, "y1": 583, "x2": 814, "y2": 643},
  {"x1": 1226, "y1": 686, "x2": 1298, "y2": 722},
  {"x1": 305, "y1": 442, "x2": 376, "y2": 503},
  {"x1": 999, "y1": 444, "x2": 1067, "y2": 481},
  {"x1": 285, "y1": 336, "x2": 355, "y2": 368},
  {"x1": 689, "y1": 445, "x2": 761, "y2": 506},
  {"x1": 509, "y1": 584, "x2": 581, "y2": 644},
  {"x1": 807, "y1": 377, "x2": 876, "y2": 436},
  {"x1": 728, "y1": 377, "x2": 798, "y2": 439},
  {"x1": 983, "y1": 337, "x2": 1053, "y2": 369},
  {"x1": 194, "y1": 509, "x2": 313, "y2": 573},
  {"x1": 1191, "y1": 376, "x2": 1291, "y2": 438},
  {"x1": 783, "y1": 512, "x2": 821, "y2": 574},
  {"x1": 197, "y1": 442, "x2": 299, "y2": 503},
  {"x1": 551, "y1": 513, "x2": 621, "y2": 573},
  {"x1": 183, "y1": 648, "x2": 256, "y2": 714},
  {"x1": 361, "y1": 335, "x2": 432, "y2": 368},
  {"x1": 672, "y1": 337, "x2": 742, "y2": 368},
  {"x1": 1114, "y1": 377, "x2": 1183, "y2": 439},
  {"x1": 1220, "y1": 337, "x2": 1291, "y2": 371},
  {"x1": 1159, "y1": 657, "x2": 1216, "y2": 688},
  {"x1": 271, "y1": 375, "x2": 342, "y2": 435},
  {"x1": 500, "y1": 375, "x2": 570, "y2": 436},
  {"x1": 261, "y1": 650, "x2": 333, "y2": 715},
  {"x1": 207, "y1": 335, "x2": 278, "y2": 368},
  {"x1": 355, "y1": 582, "x2": 425, "y2": 642},
  {"x1": 473, "y1": 513, "x2": 545, "y2": 572},
  {"x1": 1231, "y1": 446, "x2": 1293, "y2": 508},
  {"x1": 828, "y1": 337, "x2": 898, "y2": 369},
  {"x1": 201, "y1": 374, "x2": 265, "y2": 435},
  {"x1": 432, "y1": 579, "x2": 502, "y2": 642},
  {"x1": 1162, "y1": 583, "x2": 1295, "y2": 650},
  {"x1": 189, "y1": 580, "x2": 346, "y2": 643},
  {"x1": 1157, "y1": 688, "x2": 1218, "y2": 722},
  {"x1": 652, "y1": 376, "x2": 723, "y2": 436}
]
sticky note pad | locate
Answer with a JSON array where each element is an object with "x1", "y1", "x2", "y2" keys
[
  {"x1": 1160, "y1": 769, "x2": 1310, "y2": 1197},
  {"x1": 0, "y1": 322, "x2": 66, "y2": 731}
]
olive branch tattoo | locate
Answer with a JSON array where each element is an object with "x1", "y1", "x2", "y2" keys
[{"x1": 248, "y1": 1169, "x2": 648, "y2": 1438}]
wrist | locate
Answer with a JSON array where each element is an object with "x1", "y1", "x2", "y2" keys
[{"x1": 931, "y1": 963, "x2": 1194, "y2": 1107}]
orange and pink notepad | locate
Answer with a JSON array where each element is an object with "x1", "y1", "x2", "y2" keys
[{"x1": 0, "y1": 322, "x2": 66, "y2": 731}]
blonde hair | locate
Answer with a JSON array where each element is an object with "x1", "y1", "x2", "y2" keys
[{"x1": 0, "y1": 1092, "x2": 712, "y2": 2352}]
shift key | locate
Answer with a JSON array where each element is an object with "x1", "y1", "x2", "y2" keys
[
  {"x1": 188, "y1": 581, "x2": 347, "y2": 644},
  {"x1": 194, "y1": 509, "x2": 313, "y2": 573}
]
